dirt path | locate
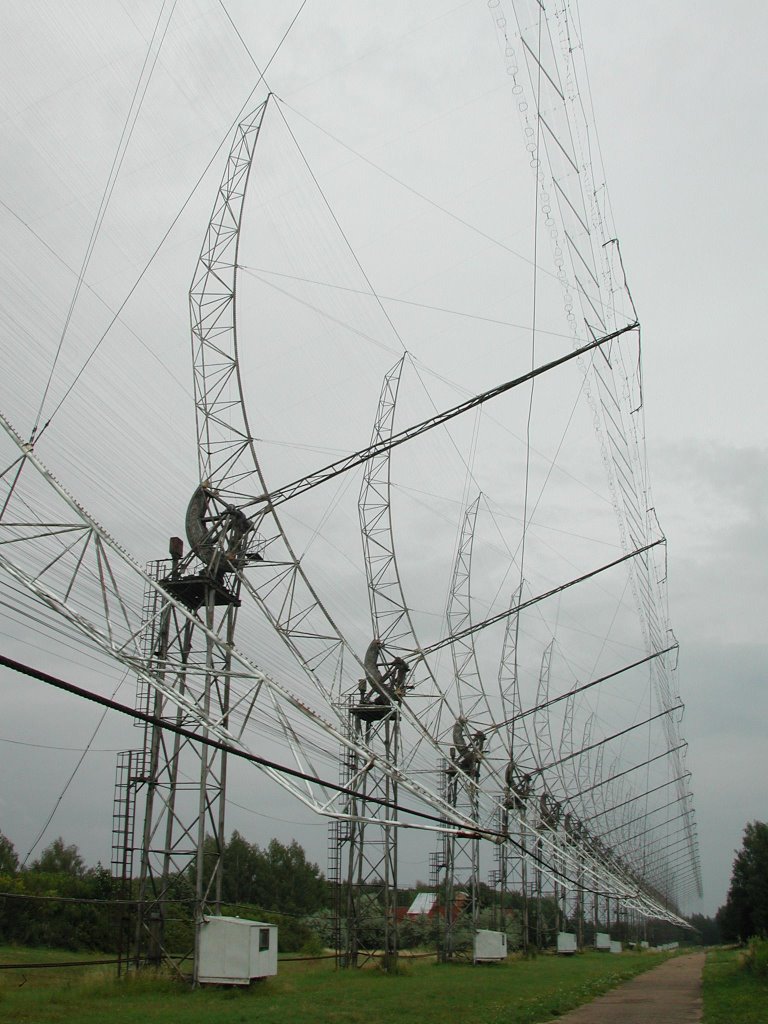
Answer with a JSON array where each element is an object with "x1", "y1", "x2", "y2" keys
[{"x1": 546, "y1": 952, "x2": 706, "y2": 1023}]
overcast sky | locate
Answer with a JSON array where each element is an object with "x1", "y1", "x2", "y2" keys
[
  {"x1": 579, "y1": 0, "x2": 768, "y2": 915},
  {"x1": 0, "y1": 1, "x2": 765, "y2": 920}
]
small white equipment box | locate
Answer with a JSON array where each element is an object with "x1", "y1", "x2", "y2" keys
[
  {"x1": 557, "y1": 931, "x2": 578, "y2": 954},
  {"x1": 196, "y1": 915, "x2": 278, "y2": 985},
  {"x1": 473, "y1": 929, "x2": 507, "y2": 962}
]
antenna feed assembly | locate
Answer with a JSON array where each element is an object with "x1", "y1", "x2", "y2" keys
[
  {"x1": 185, "y1": 484, "x2": 263, "y2": 578},
  {"x1": 156, "y1": 485, "x2": 265, "y2": 613},
  {"x1": 538, "y1": 792, "x2": 562, "y2": 831},
  {"x1": 504, "y1": 759, "x2": 532, "y2": 811},
  {"x1": 354, "y1": 639, "x2": 411, "y2": 721},
  {"x1": 448, "y1": 717, "x2": 486, "y2": 780}
]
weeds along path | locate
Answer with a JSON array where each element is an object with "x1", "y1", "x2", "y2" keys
[{"x1": 544, "y1": 952, "x2": 705, "y2": 1024}]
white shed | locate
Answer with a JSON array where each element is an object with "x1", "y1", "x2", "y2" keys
[
  {"x1": 557, "y1": 931, "x2": 578, "y2": 954},
  {"x1": 594, "y1": 931, "x2": 611, "y2": 951},
  {"x1": 610, "y1": 940, "x2": 622, "y2": 954},
  {"x1": 473, "y1": 929, "x2": 507, "y2": 962},
  {"x1": 196, "y1": 915, "x2": 278, "y2": 985}
]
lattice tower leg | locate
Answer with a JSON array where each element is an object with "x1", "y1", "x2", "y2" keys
[
  {"x1": 520, "y1": 815, "x2": 529, "y2": 951},
  {"x1": 335, "y1": 703, "x2": 399, "y2": 969},
  {"x1": 434, "y1": 763, "x2": 480, "y2": 962},
  {"x1": 132, "y1": 574, "x2": 237, "y2": 977}
]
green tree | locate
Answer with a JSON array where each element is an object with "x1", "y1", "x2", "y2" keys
[
  {"x1": 31, "y1": 837, "x2": 85, "y2": 877},
  {"x1": 221, "y1": 830, "x2": 262, "y2": 904},
  {"x1": 688, "y1": 912, "x2": 721, "y2": 946},
  {"x1": 0, "y1": 832, "x2": 18, "y2": 874},
  {"x1": 717, "y1": 821, "x2": 768, "y2": 940},
  {"x1": 399, "y1": 912, "x2": 437, "y2": 950},
  {"x1": 206, "y1": 832, "x2": 327, "y2": 915},
  {"x1": 260, "y1": 838, "x2": 327, "y2": 915},
  {"x1": 0, "y1": 866, "x2": 123, "y2": 951}
]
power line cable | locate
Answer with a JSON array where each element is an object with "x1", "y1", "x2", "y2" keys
[
  {"x1": 0, "y1": 654, "x2": 498, "y2": 841},
  {"x1": 0, "y1": 653, "x2": 681, "y2": 903}
]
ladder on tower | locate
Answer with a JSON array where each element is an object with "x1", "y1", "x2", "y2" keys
[
  {"x1": 111, "y1": 749, "x2": 149, "y2": 882},
  {"x1": 111, "y1": 747, "x2": 149, "y2": 972},
  {"x1": 111, "y1": 560, "x2": 169, "y2": 970},
  {"x1": 134, "y1": 559, "x2": 168, "y2": 721},
  {"x1": 328, "y1": 712, "x2": 358, "y2": 965}
]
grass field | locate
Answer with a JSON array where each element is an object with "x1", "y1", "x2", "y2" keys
[
  {"x1": 702, "y1": 947, "x2": 768, "y2": 1024},
  {"x1": 0, "y1": 946, "x2": 677, "y2": 1024}
]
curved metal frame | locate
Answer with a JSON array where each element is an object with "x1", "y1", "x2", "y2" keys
[{"x1": 0, "y1": 10, "x2": 700, "y2": 937}]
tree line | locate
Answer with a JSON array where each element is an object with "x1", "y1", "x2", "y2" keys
[
  {"x1": 6, "y1": 822, "x2": 761, "y2": 955},
  {"x1": 0, "y1": 830, "x2": 329, "y2": 953},
  {"x1": 716, "y1": 820, "x2": 768, "y2": 942}
]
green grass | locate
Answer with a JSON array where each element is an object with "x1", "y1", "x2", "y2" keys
[
  {"x1": 702, "y1": 947, "x2": 768, "y2": 1024},
  {"x1": 0, "y1": 946, "x2": 677, "y2": 1024}
]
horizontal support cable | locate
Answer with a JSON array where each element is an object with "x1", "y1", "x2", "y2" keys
[
  {"x1": 625, "y1": 827, "x2": 697, "y2": 867},
  {"x1": 489, "y1": 644, "x2": 677, "y2": 735},
  {"x1": 530, "y1": 705, "x2": 683, "y2": 777},
  {"x1": 245, "y1": 322, "x2": 638, "y2": 510},
  {"x1": 419, "y1": 537, "x2": 664, "y2": 659},
  {"x1": 644, "y1": 840, "x2": 700, "y2": 872},
  {"x1": 583, "y1": 771, "x2": 692, "y2": 823},
  {"x1": 566, "y1": 742, "x2": 687, "y2": 801},
  {"x1": 610, "y1": 813, "x2": 694, "y2": 851},
  {"x1": 601, "y1": 794, "x2": 695, "y2": 838},
  {"x1": 620, "y1": 824, "x2": 694, "y2": 861}
]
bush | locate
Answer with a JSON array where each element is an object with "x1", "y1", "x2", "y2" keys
[
  {"x1": 221, "y1": 905, "x2": 317, "y2": 954},
  {"x1": 0, "y1": 867, "x2": 121, "y2": 951},
  {"x1": 298, "y1": 931, "x2": 325, "y2": 957},
  {"x1": 303, "y1": 907, "x2": 337, "y2": 948},
  {"x1": 399, "y1": 914, "x2": 436, "y2": 950},
  {"x1": 476, "y1": 907, "x2": 523, "y2": 950},
  {"x1": 743, "y1": 937, "x2": 768, "y2": 977}
]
